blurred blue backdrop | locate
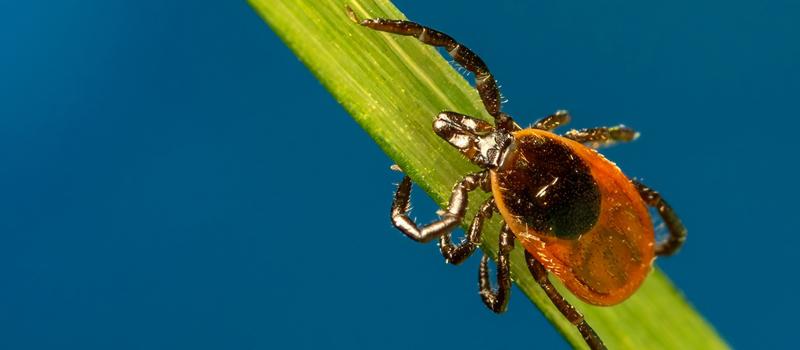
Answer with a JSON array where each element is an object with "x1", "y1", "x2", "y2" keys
[{"x1": 2, "y1": 0, "x2": 798, "y2": 349}]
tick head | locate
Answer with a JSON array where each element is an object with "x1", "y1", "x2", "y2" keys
[{"x1": 433, "y1": 111, "x2": 513, "y2": 169}]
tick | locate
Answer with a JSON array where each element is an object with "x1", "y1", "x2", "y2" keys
[{"x1": 347, "y1": 7, "x2": 686, "y2": 350}]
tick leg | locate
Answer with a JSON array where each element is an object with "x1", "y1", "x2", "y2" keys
[
  {"x1": 478, "y1": 224, "x2": 514, "y2": 313},
  {"x1": 563, "y1": 125, "x2": 639, "y2": 148},
  {"x1": 439, "y1": 197, "x2": 495, "y2": 265},
  {"x1": 532, "y1": 110, "x2": 571, "y2": 131},
  {"x1": 633, "y1": 180, "x2": 687, "y2": 256},
  {"x1": 391, "y1": 172, "x2": 487, "y2": 243},
  {"x1": 347, "y1": 7, "x2": 514, "y2": 130},
  {"x1": 525, "y1": 252, "x2": 607, "y2": 350}
]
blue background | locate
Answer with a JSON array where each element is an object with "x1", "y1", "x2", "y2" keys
[{"x1": 2, "y1": 0, "x2": 798, "y2": 349}]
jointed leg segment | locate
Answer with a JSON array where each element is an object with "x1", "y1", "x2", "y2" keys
[
  {"x1": 439, "y1": 197, "x2": 495, "y2": 265},
  {"x1": 633, "y1": 180, "x2": 687, "y2": 256},
  {"x1": 347, "y1": 7, "x2": 515, "y2": 131},
  {"x1": 563, "y1": 125, "x2": 639, "y2": 147},
  {"x1": 391, "y1": 172, "x2": 487, "y2": 243},
  {"x1": 479, "y1": 224, "x2": 514, "y2": 313},
  {"x1": 533, "y1": 110, "x2": 572, "y2": 131}
]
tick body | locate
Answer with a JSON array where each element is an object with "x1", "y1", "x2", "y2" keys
[
  {"x1": 491, "y1": 129, "x2": 654, "y2": 305},
  {"x1": 348, "y1": 7, "x2": 686, "y2": 350}
]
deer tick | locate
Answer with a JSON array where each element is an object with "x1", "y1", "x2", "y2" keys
[{"x1": 347, "y1": 7, "x2": 686, "y2": 350}]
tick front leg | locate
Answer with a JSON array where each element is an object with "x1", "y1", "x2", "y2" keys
[
  {"x1": 478, "y1": 224, "x2": 514, "y2": 313},
  {"x1": 563, "y1": 125, "x2": 639, "y2": 148},
  {"x1": 633, "y1": 180, "x2": 687, "y2": 256},
  {"x1": 439, "y1": 197, "x2": 495, "y2": 265},
  {"x1": 346, "y1": 7, "x2": 515, "y2": 131},
  {"x1": 525, "y1": 251, "x2": 607, "y2": 350},
  {"x1": 391, "y1": 172, "x2": 487, "y2": 243}
]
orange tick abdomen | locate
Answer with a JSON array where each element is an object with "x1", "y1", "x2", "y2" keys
[{"x1": 491, "y1": 129, "x2": 654, "y2": 306}]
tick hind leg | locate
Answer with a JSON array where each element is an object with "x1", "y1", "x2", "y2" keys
[
  {"x1": 633, "y1": 180, "x2": 687, "y2": 256},
  {"x1": 525, "y1": 252, "x2": 607, "y2": 350},
  {"x1": 391, "y1": 171, "x2": 488, "y2": 243},
  {"x1": 346, "y1": 7, "x2": 514, "y2": 131},
  {"x1": 563, "y1": 125, "x2": 639, "y2": 148},
  {"x1": 478, "y1": 224, "x2": 514, "y2": 313}
]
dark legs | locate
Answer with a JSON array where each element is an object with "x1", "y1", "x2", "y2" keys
[
  {"x1": 390, "y1": 171, "x2": 512, "y2": 314},
  {"x1": 346, "y1": 7, "x2": 515, "y2": 131},
  {"x1": 563, "y1": 125, "x2": 639, "y2": 147},
  {"x1": 532, "y1": 110, "x2": 638, "y2": 148},
  {"x1": 391, "y1": 171, "x2": 487, "y2": 243},
  {"x1": 392, "y1": 170, "x2": 607, "y2": 346},
  {"x1": 532, "y1": 111, "x2": 637, "y2": 150},
  {"x1": 439, "y1": 197, "x2": 495, "y2": 265},
  {"x1": 479, "y1": 224, "x2": 514, "y2": 313},
  {"x1": 525, "y1": 252, "x2": 607, "y2": 350},
  {"x1": 533, "y1": 110, "x2": 572, "y2": 131},
  {"x1": 633, "y1": 180, "x2": 687, "y2": 256}
]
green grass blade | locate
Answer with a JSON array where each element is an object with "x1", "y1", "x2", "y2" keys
[{"x1": 248, "y1": 1, "x2": 729, "y2": 348}]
